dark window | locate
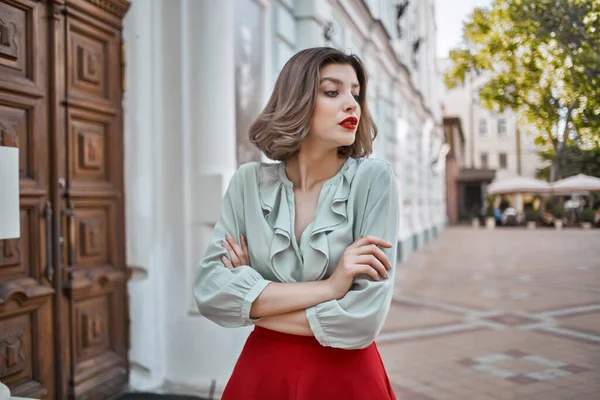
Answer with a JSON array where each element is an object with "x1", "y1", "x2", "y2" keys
[
  {"x1": 480, "y1": 153, "x2": 488, "y2": 168},
  {"x1": 498, "y1": 118, "x2": 507, "y2": 137},
  {"x1": 499, "y1": 153, "x2": 507, "y2": 169},
  {"x1": 479, "y1": 119, "x2": 488, "y2": 137}
]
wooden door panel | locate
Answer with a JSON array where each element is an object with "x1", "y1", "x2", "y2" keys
[
  {"x1": 70, "y1": 286, "x2": 127, "y2": 399},
  {"x1": 65, "y1": 10, "x2": 120, "y2": 112},
  {"x1": 0, "y1": 93, "x2": 45, "y2": 192},
  {"x1": 63, "y1": 4, "x2": 128, "y2": 398},
  {"x1": 63, "y1": 198, "x2": 117, "y2": 272},
  {"x1": 0, "y1": 201, "x2": 36, "y2": 278},
  {"x1": 0, "y1": 293, "x2": 53, "y2": 399},
  {"x1": 0, "y1": 0, "x2": 43, "y2": 94},
  {"x1": 0, "y1": 1, "x2": 53, "y2": 398},
  {"x1": 68, "y1": 109, "x2": 119, "y2": 195},
  {"x1": 0, "y1": 192, "x2": 54, "y2": 400}
]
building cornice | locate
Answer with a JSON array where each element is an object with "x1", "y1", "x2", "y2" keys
[{"x1": 84, "y1": 0, "x2": 130, "y2": 18}]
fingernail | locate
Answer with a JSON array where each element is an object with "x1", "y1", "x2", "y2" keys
[
  {"x1": 226, "y1": 233, "x2": 233, "y2": 240},
  {"x1": 222, "y1": 240, "x2": 227, "y2": 247},
  {"x1": 384, "y1": 272, "x2": 388, "y2": 279}
]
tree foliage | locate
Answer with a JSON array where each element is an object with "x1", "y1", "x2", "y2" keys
[
  {"x1": 445, "y1": 0, "x2": 600, "y2": 179},
  {"x1": 535, "y1": 145, "x2": 600, "y2": 180}
]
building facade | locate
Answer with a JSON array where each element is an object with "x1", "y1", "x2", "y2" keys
[
  {"x1": 443, "y1": 116, "x2": 496, "y2": 224},
  {"x1": 441, "y1": 64, "x2": 543, "y2": 180},
  {"x1": 440, "y1": 61, "x2": 545, "y2": 223},
  {"x1": 123, "y1": 0, "x2": 445, "y2": 396}
]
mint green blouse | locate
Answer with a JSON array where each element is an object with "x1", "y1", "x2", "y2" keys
[{"x1": 193, "y1": 157, "x2": 399, "y2": 349}]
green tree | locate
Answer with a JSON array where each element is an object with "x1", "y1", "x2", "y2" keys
[
  {"x1": 445, "y1": 0, "x2": 600, "y2": 181},
  {"x1": 536, "y1": 144, "x2": 600, "y2": 180}
]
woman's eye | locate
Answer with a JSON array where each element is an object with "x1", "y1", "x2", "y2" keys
[
  {"x1": 325, "y1": 90, "x2": 338, "y2": 97},
  {"x1": 353, "y1": 94, "x2": 361, "y2": 102}
]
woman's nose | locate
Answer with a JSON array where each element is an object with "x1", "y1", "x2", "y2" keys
[{"x1": 343, "y1": 94, "x2": 358, "y2": 112}]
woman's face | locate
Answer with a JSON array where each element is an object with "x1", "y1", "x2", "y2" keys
[{"x1": 308, "y1": 63, "x2": 361, "y2": 150}]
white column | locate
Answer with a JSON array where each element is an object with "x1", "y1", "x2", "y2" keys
[
  {"x1": 124, "y1": 0, "x2": 167, "y2": 390},
  {"x1": 166, "y1": 0, "x2": 251, "y2": 396},
  {"x1": 396, "y1": 117, "x2": 411, "y2": 245}
]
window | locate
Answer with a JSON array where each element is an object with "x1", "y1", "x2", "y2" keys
[
  {"x1": 497, "y1": 118, "x2": 507, "y2": 137},
  {"x1": 479, "y1": 119, "x2": 488, "y2": 137},
  {"x1": 480, "y1": 153, "x2": 488, "y2": 168},
  {"x1": 499, "y1": 153, "x2": 507, "y2": 169}
]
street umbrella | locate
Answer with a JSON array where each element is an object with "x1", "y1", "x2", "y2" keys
[
  {"x1": 487, "y1": 176, "x2": 552, "y2": 195},
  {"x1": 551, "y1": 174, "x2": 600, "y2": 194}
]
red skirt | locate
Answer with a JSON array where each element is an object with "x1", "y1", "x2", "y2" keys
[{"x1": 222, "y1": 326, "x2": 396, "y2": 400}]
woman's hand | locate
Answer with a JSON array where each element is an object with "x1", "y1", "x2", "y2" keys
[
  {"x1": 221, "y1": 233, "x2": 250, "y2": 269},
  {"x1": 327, "y1": 235, "x2": 393, "y2": 299}
]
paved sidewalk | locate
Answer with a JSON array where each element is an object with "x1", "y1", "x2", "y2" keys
[{"x1": 378, "y1": 227, "x2": 600, "y2": 400}]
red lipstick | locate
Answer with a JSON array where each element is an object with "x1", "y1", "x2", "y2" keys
[{"x1": 339, "y1": 116, "x2": 358, "y2": 130}]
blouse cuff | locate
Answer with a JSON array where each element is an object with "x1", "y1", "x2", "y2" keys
[
  {"x1": 306, "y1": 304, "x2": 330, "y2": 347},
  {"x1": 241, "y1": 278, "x2": 271, "y2": 326}
]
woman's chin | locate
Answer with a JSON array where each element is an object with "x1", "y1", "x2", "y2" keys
[{"x1": 337, "y1": 134, "x2": 356, "y2": 147}]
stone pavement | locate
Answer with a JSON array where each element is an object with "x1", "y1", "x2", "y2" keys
[{"x1": 378, "y1": 227, "x2": 600, "y2": 400}]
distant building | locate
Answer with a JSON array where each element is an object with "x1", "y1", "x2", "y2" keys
[
  {"x1": 443, "y1": 117, "x2": 495, "y2": 223},
  {"x1": 440, "y1": 61, "x2": 543, "y2": 179},
  {"x1": 440, "y1": 59, "x2": 544, "y2": 222}
]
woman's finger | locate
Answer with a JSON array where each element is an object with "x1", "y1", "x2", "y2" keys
[
  {"x1": 348, "y1": 236, "x2": 364, "y2": 249},
  {"x1": 222, "y1": 239, "x2": 241, "y2": 266},
  {"x1": 222, "y1": 255, "x2": 234, "y2": 269},
  {"x1": 356, "y1": 244, "x2": 392, "y2": 270},
  {"x1": 353, "y1": 264, "x2": 379, "y2": 281},
  {"x1": 240, "y1": 234, "x2": 250, "y2": 264},
  {"x1": 226, "y1": 234, "x2": 246, "y2": 264},
  {"x1": 353, "y1": 235, "x2": 393, "y2": 249},
  {"x1": 354, "y1": 254, "x2": 388, "y2": 279}
]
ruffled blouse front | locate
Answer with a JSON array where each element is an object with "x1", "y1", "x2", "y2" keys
[{"x1": 193, "y1": 157, "x2": 399, "y2": 349}]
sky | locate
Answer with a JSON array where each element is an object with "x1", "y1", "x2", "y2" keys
[{"x1": 435, "y1": 0, "x2": 493, "y2": 59}]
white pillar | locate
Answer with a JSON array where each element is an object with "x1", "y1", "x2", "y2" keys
[
  {"x1": 124, "y1": 0, "x2": 167, "y2": 390},
  {"x1": 166, "y1": 0, "x2": 252, "y2": 396}
]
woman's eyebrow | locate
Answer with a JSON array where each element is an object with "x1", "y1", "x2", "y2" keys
[{"x1": 320, "y1": 77, "x2": 360, "y2": 89}]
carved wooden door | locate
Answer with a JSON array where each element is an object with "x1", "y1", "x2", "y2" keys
[
  {"x1": 0, "y1": 0, "x2": 55, "y2": 398},
  {"x1": 57, "y1": 0, "x2": 129, "y2": 398},
  {"x1": 0, "y1": 0, "x2": 130, "y2": 399}
]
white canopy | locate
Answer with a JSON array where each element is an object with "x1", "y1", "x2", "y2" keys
[
  {"x1": 487, "y1": 176, "x2": 552, "y2": 195},
  {"x1": 551, "y1": 174, "x2": 600, "y2": 193}
]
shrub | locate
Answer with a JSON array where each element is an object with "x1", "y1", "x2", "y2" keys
[
  {"x1": 525, "y1": 209, "x2": 539, "y2": 222},
  {"x1": 581, "y1": 208, "x2": 595, "y2": 223},
  {"x1": 486, "y1": 195, "x2": 496, "y2": 217},
  {"x1": 552, "y1": 205, "x2": 566, "y2": 219}
]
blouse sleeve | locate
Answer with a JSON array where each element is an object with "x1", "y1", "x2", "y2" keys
[
  {"x1": 306, "y1": 164, "x2": 399, "y2": 349},
  {"x1": 192, "y1": 165, "x2": 271, "y2": 327}
]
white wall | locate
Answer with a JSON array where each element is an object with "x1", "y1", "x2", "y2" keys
[{"x1": 124, "y1": 0, "x2": 258, "y2": 396}]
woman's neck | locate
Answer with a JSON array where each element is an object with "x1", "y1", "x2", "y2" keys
[{"x1": 285, "y1": 151, "x2": 347, "y2": 191}]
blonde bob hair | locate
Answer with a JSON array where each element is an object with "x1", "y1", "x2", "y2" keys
[{"x1": 249, "y1": 47, "x2": 377, "y2": 161}]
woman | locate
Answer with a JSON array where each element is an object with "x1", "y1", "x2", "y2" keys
[{"x1": 193, "y1": 47, "x2": 398, "y2": 399}]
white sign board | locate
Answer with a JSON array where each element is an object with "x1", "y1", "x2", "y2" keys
[{"x1": 0, "y1": 146, "x2": 20, "y2": 239}]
